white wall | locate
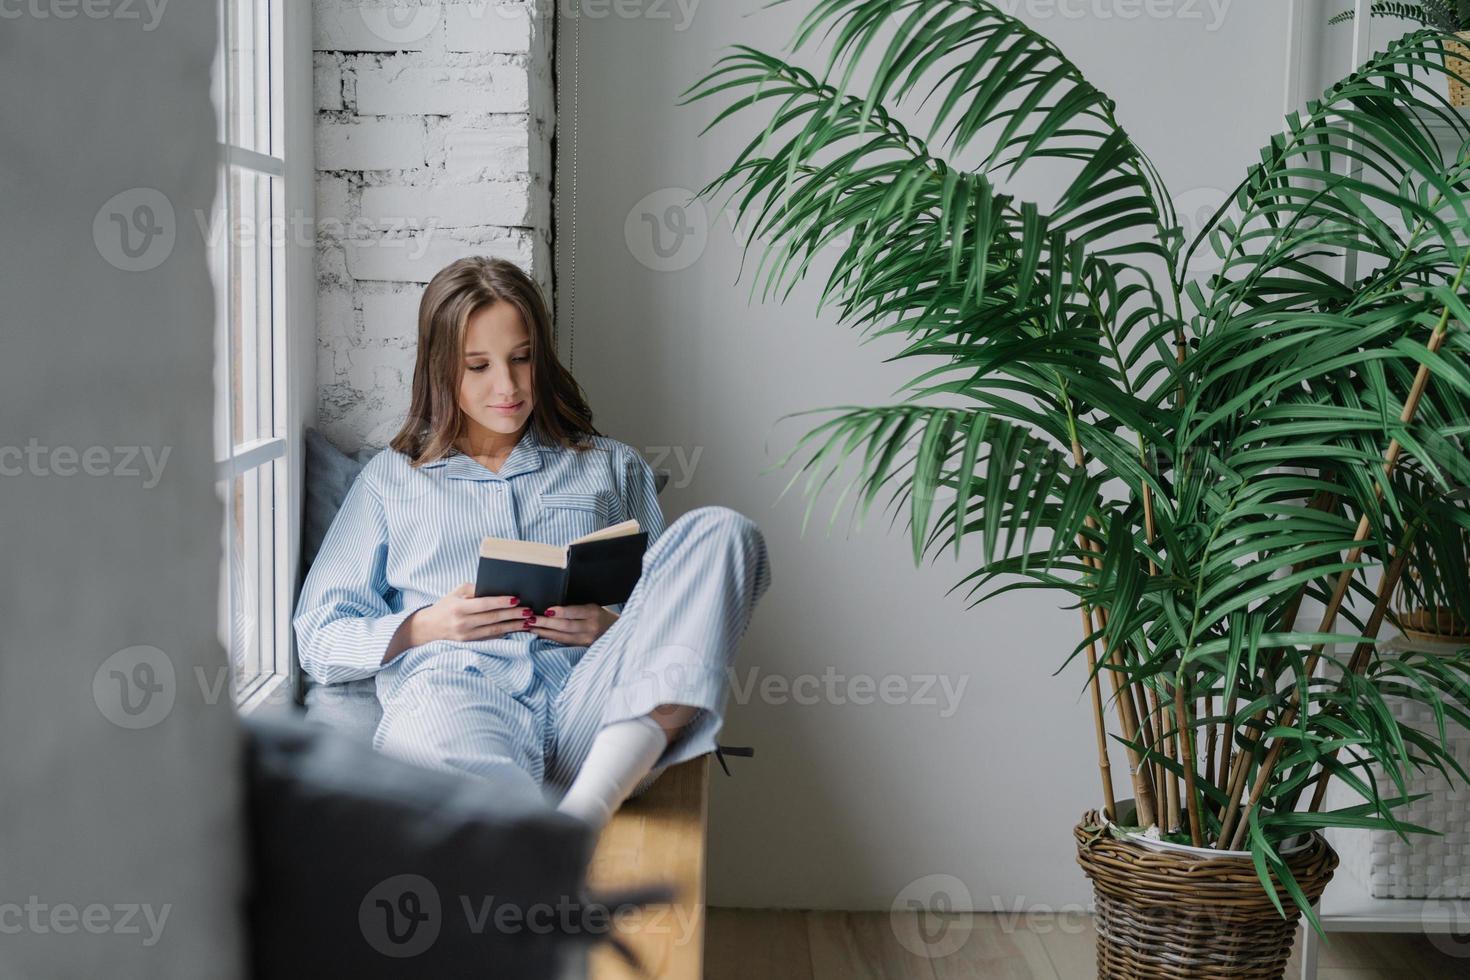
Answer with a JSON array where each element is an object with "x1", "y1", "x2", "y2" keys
[
  {"x1": 0, "y1": 4, "x2": 244, "y2": 977},
  {"x1": 313, "y1": 0, "x2": 555, "y2": 452},
  {"x1": 558, "y1": 1, "x2": 1308, "y2": 909}
]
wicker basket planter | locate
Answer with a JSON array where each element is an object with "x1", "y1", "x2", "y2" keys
[
  {"x1": 1075, "y1": 810, "x2": 1338, "y2": 978},
  {"x1": 1395, "y1": 606, "x2": 1470, "y2": 648},
  {"x1": 1448, "y1": 32, "x2": 1470, "y2": 108}
]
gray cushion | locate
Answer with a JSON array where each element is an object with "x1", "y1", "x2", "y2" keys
[
  {"x1": 300, "y1": 428, "x2": 382, "y2": 740},
  {"x1": 302, "y1": 426, "x2": 375, "y2": 573},
  {"x1": 303, "y1": 676, "x2": 381, "y2": 743}
]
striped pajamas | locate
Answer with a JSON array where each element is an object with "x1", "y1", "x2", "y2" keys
[{"x1": 292, "y1": 425, "x2": 771, "y2": 807}]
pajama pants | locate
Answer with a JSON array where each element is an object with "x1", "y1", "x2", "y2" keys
[{"x1": 371, "y1": 506, "x2": 772, "y2": 810}]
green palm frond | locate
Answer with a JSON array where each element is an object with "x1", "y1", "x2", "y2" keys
[{"x1": 1328, "y1": 1, "x2": 1470, "y2": 32}]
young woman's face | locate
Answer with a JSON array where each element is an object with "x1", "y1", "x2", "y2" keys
[{"x1": 457, "y1": 300, "x2": 535, "y2": 442}]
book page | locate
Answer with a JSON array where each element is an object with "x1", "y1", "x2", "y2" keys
[
  {"x1": 479, "y1": 536, "x2": 568, "y2": 568},
  {"x1": 570, "y1": 518, "x2": 641, "y2": 546}
]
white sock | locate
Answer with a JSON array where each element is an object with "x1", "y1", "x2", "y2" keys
[{"x1": 556, "y1": 713, "x2": 669, "y2": 831}]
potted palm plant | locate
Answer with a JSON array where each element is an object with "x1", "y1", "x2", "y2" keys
[
  {"x1": 685, "y1": 1, "x2": 1470, "y2": 975},
  {"x1": 1391, "y1": 464, "x2": 1470, "y2": 643},
  {"x1": 1331, "y1": 1, "x2": 1470, "y2": 105}
]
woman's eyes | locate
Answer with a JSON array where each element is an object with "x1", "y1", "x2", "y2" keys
[{"x1": 465, "y1": 356, "x2": 530, "y2": 372}]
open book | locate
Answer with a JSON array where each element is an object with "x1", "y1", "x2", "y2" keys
[{"x1": 474, "y1": 519, "x2": 648, "y2": 613}]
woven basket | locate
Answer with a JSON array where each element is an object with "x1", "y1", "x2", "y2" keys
[
  {"x1": 1449, "y1": 33, "x2": 1470, "y2": 109},
  {"x1": 1326, "y1": 633, "x2": 1470, "y2": 899},
  {"x1": 1075, "y1": 811, "x2": 1338, "y2": 979},
  {"x1": 1395, "y1": 606, "x2": 1470, "y2": 648},
  {"x1": 1392, "y1": 557, "x2": 1469, "y2": 646}
]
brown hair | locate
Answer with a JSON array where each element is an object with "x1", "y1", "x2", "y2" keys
[{"x1": 389, "y1": 256, "x2": 600, "y2": 465}]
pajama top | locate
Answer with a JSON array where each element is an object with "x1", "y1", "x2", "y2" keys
[{"x1": 292, "y1": 424, "x2": 667, "y2": 703}]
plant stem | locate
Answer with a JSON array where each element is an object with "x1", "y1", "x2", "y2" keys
[
  {"x1": 1305, "y1": 540, "x2": 1416, "y2": 814},
  {"x1": 1093, "y1": 602, "x2": 1159, "y2": 827},
  {"x1": 1066, "y1": 406, "x2": 1158, "y2": 827},
  {"x1": 1203, "y1": 691, "x2": 1217, "y2": 814},
  {"x1": 1149, "y1": 681, "x2": 1179, "y2": 833},
  {"x1": 1217, "y1": 693, "x2": 1237, "y2": 790},
  {"x1": 1175, "y1": 676, "x2": 1204, "y2": 846},
  {"x1": 1080, "y1": 605, "x2": 1118, "y2": 821}
]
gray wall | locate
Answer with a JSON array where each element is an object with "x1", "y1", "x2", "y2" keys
[
  {"x1": 559, "y1": 1, "x2": 1304, "y2": 909},
  {"x1": 0, "y1": 5, "x2": 244, "y2": 977}
]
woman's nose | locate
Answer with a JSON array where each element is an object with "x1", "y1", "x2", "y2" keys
[{"x1": 489, "y1": 364, "x2": 516, "y2": 393}]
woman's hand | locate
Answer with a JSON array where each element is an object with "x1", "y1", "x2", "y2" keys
[
  {"x1": 384, "y1": 584, "x2": 530, "y2": 662},
  {"x1": 526, "y1": 604, "x2": 618, "y2": 647}
]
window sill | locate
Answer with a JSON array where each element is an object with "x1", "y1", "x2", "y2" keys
[{"x1": 237, "y1": 672, "x2": 295, "y2": 718}]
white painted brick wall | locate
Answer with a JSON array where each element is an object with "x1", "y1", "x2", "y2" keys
[
  {"x1": 356, "y1": 64, "x2": 530, "y2": 115},
  {"x1": 445, "y1": 2, "x2": 532, "y2": 52},
  {"x1": 439, "y1": 126, "x2": 530, "y2": 177},
  {"x1": 361, "y1": 290, "x2": 424, "y2": 340},
  {"x1": 313, "y1": 0, "x2": 554, "y2": 452},
  {"x1": 359, "y1": 180, "x2": 532, "y2": 228},
  {"x1": 343, "y1": 231, "x2": 532, "y2": 283},
  {"x1": 316, "y1": 117, "x2": 427, "y2": 171},
  {"x1": 314, "y1": 57, "x2": 344, "y2": 111}
]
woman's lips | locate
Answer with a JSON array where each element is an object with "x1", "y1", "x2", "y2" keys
[{"x1": 489, "y1": 400, "x2": 524, "y2": 414}]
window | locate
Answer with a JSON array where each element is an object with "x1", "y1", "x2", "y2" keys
[{"x1": 209, "y1": 0, "x2": 313, "y2": 711}]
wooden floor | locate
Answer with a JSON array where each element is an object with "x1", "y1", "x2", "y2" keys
[{"x1": 705, "y1": 909, "x2": 1470, "y2": 979}]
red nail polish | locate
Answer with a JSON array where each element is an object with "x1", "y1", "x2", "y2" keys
[
  {"x1": 544, "y1": 609, "x2": 556, "y2": 617},
  {"x1": 509, "y1": 596, "x2": 519, "y2": 605},
  {"x1": 521, "y1": 608, "x2": 533, "y2": 617},
  {"x1": 526, "y1": 616, "x2": 537, "y2": 625}
]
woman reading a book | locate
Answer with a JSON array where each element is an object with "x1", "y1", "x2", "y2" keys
[{"x1": 292, "y1": 256, "x2": 771, "y2": 832}]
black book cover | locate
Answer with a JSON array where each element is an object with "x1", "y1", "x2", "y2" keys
[
  {"x1": 474, "y1": 532, "x2": 648, "y2": 613},
  {"x1": 563, "y1": 533, "x2": 648, "y2": 606}
]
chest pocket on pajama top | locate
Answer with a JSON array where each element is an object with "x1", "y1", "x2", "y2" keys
[{"x1": 537, "y1": 491, "x2": 617, "y2": 543}]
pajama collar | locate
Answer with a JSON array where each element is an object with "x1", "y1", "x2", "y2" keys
[{"x1": 419, "y1": 425, "x2": 558, "y2": 482}]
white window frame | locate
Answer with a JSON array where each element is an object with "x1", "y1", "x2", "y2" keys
[{"x1": 210, "y1": 0, "x2": 314, "y2": 715}]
